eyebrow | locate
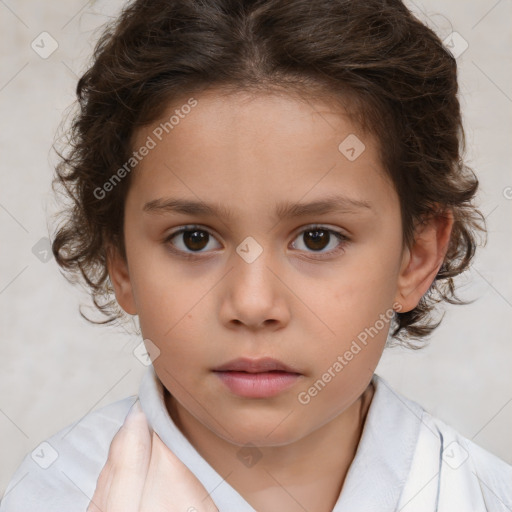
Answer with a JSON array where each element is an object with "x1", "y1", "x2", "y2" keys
[{"x1": 142, "y1": 194, "x2": 373, "y2": 220}]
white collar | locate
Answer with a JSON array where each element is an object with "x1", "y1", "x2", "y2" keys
[{"x1": 138, "y1": 366, "x2": 423, "y2": 511}]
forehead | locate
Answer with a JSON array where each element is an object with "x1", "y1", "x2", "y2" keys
[
  {"x1": 135, "y1": 87, "x2": 371, "y2": 154},
  {"x1": 127, "y1": 88, "x2": 396, "y2": 219}
]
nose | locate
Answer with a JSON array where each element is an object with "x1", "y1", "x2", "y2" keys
[{"x1": 218, "y1": 243, "x2": 291, "y2": 331}]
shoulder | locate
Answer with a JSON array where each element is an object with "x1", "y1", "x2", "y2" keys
[
  {"x1": 0, "y1": 395, "x2": 137, "y2": 512},
  {"x1": 425, "y1": 410, "x2": 512, "y2": 475},
  {"x1": 371, "y1": 375, "x2": 512, "y2": 511},
  {"x1": 418, "y1": 408, "x2": 512, "y2": 510}
]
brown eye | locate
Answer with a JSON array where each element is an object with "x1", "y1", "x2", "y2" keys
[
  {"x1": 303, "y1": 229, "x2": 330, "y2": 251},
  {"x1": 165, "y1": 225, "x2": 221, "y2": 254},
  {"x1": 291, "y1": 225, "x2": 348, "y2": 256},
  {"x1": 182, "y1": 229, "x2": 209, "y2": 251}
]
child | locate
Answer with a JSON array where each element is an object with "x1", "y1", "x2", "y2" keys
[{"x1": 1, "y1": 0, "x2": 511, "y2": 510}]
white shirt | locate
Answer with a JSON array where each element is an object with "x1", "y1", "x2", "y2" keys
[{"x1": 1, "y1": 366, "x2": 511, "y2": 511}]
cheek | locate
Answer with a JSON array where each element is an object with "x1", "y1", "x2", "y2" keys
[
  {"x1": 306, "y1": 323, "x2": 387, "y2": 388},
  {"x1": 130, "y1": 252, "x2": 206, "y2": 339},
  {"x1": 130, "y1": 263, "x2": 209, "y2": 371},
  {"x1": 149, "y1": 320, "x2": 210, "y2": 396},
  {"x1": 328, "y1": 232, "x2": 401, "y2": 315},
  {"x1": 301, "y1": 250, "x2": 397, "y2": 370},
  {"x1": 293, "y1": 326, "x2": 384, "y2": 425},
  {"x1": 311, "y1": 271, "x2": 394, "y2": 341}
]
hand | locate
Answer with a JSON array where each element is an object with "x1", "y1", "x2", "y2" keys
[{"x1": 87, "y1": 400, "x2": 219, "y2": 512}]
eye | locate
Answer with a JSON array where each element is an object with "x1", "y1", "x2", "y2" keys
[
  {"x1": 290, "y1": 225, "x2": 349, "y2": 257},
  {"x1": 163, "y1": 224, "x2": 349, "y2": 259},
  {"x1": 164, "y1": 225, "x2": 221, "y2": 257}
]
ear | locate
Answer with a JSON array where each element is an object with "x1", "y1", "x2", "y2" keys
[
  {"x1": 394, "y1": 208, "x2": 454, "y2": 313},
  {"x1": 106, "y1": 244, "x2": 137, "y2": 315}
]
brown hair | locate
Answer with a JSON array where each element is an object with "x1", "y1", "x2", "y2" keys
[{"x1": 51, "y1": 0, "x2": 486, "y2": 348}]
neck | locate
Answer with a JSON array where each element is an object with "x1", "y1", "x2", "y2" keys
[{"x1": 164, "y1": 381, "x2": 375, "y2": 512}]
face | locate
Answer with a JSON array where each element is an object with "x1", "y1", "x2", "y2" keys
[{"x1": 109, "y1": 88, "x2": 449, "y2": 447}]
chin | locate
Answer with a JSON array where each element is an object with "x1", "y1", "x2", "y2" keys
[{"x1": 208, "y1": 417, "x2": 309, "y2": 448}]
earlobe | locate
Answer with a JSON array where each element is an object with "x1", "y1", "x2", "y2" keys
[
  {"x1": 394, "y1": 209, "x2": 454, "y2": 313},
  {"x1": 106, "y1": 245, "x2": 137, "y2": 315}
]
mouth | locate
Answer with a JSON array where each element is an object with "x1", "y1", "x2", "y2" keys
[
  {"x1": 212, "y1": 356, "x2": 302, "y2": 374},
  {"x1": 212, "y1": 357, "x2": 303, "y2": 398}
]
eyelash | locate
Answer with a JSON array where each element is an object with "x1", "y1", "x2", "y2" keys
[{"x1": 163, "y1": 224, "x2": 349, "y2": 260}]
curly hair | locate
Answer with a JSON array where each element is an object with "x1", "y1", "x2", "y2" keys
[{"x1": 51, "y1": 0, "x2": 486, "y2": 348}]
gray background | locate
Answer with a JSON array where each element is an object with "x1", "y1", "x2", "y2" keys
[{"x1": 1, "y1": 0, "x2": 511, "y2": 497}]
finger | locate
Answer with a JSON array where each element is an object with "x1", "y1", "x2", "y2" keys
[
  {"x1": 87, "y1": 460, "x2": 113, "y2": 512},
  {"x1": 139, "y1": 431, "x2": 219, "y2": 512},
  {"x1": 88, "y1": 401, "x2": 152, "y2": 512},
  {"x1": 87, "y1": 426, "x2": 120, "y2": 512},
  {"x1": 107, "y1": 401, "x2": 152, "y2": 512}
]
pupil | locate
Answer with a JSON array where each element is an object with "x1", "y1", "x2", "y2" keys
[
  {"x1": 304, "y1": 229, "x2": 329, "y2": 251},
  {"x1": 184, "y1": 230, "x2": 208, "y2": 251}
]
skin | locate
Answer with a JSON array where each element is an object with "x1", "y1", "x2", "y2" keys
[
  {"x1": 87, "y1": 401, "x2": 219, "y2": 512},
  {"x1": 103, "y1": 88, "x2": 454, "y2": 512}
]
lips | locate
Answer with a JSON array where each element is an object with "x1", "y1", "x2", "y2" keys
[
  {"x1": 212, "y1": 357, "x2": 302, "y2": 374},
  {"x1": 212, "y1": 357, "x2": 302, "y2": 398}
]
